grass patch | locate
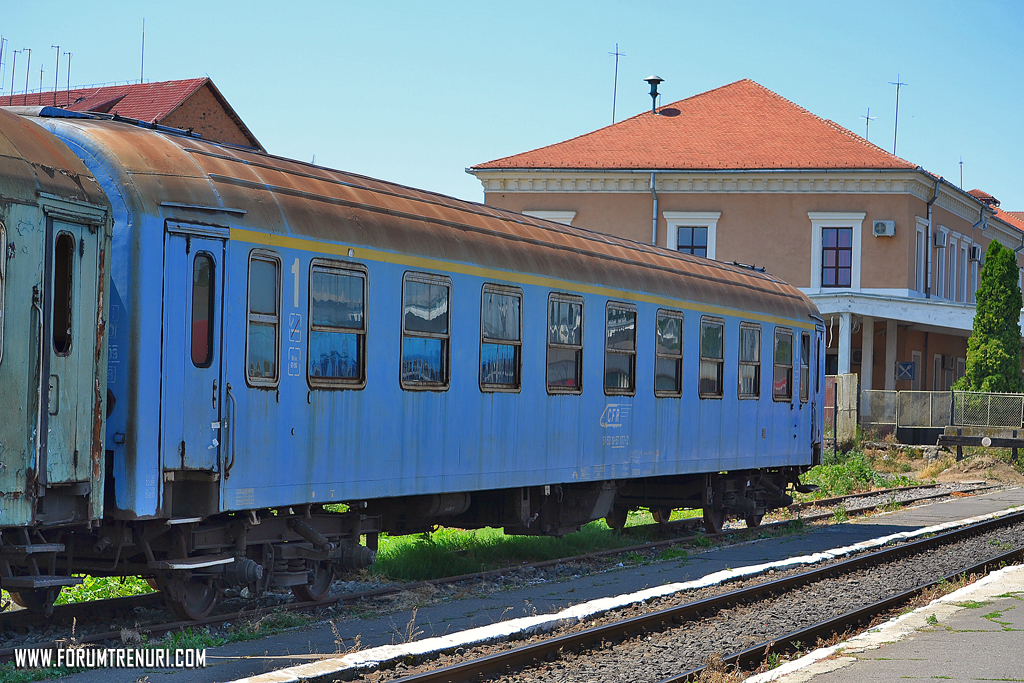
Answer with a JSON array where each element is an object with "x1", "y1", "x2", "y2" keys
[
  {"x1": 55, "y1": 575, "x2": 154, "y2": 605},
  {"x1": 801, "y1": 450, "x2": 918, "y2": 498},
  {"x1": 371, "y1": 517, "x2": 665, "y2": 582},
  {"x1": 0, "y1": 665, "x2": 82, "y2": 683}
]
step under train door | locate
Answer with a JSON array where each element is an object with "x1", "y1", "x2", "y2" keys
[{"x1": 159, "y1": 224, "x2": 226, "y2": 518}]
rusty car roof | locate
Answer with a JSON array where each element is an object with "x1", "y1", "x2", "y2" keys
[
  {"x1": 32, "y1": 114, "x2": 818, "y2": 323},
  {"x1": 0, "y1": 108, "x2": 107, "y2": 206}
]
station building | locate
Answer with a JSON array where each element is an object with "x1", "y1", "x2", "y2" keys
[
  {"x1": 0, "y1": 77, "x2": 262, "y2": 150},
  {"x1": 468, "y1": 79, "x2": 1024, "y2": 393}
]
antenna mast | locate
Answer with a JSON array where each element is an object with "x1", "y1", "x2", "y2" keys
[
  {"x1": 39, "y1": 65, "x2": 44, "y2": 102},
  {"x1": 889, "y1": 74, "x2": 907, "y2": 155},
  {"x1": 608, "y1": 43, "x2": 624, "y2": 124},
  {"x1": 959, "y1": 157, "x2": 963, "y2": 188},
  {"x1": 52, "y1": 45, "x2": 60, "y2": 106},
  {"x1": 9, "y1": 50, "x2": 18, "y2": 99},
  {"x1": 860, "y1": 107, "x2": 876, "y2": 141},
  {"x1": 140, "y1": 18, "x2": 145, "y2": 84},
  {"x1": 64, "y1": 52, "x2": 72, "y2": 107},
  {"x1": 22, "y1": 48, "x2": 31, "y2": 106},
  {"x1": 0, "y1": 37, "x2": 6, "y2": 92}
]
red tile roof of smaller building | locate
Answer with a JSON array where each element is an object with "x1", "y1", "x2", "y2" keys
[
  {"x1": 0, "y1": 78, "x2": 207, "y2": 122},
  {"x1": 473, "y1": 79, "x2": 918, "y2": 172},
  {"x1": 994, "y1": 208, "x2": 1024, "y2": 233},
  {"x1": 968, "y1": 188, "x2": 1000, "y2": 207}
]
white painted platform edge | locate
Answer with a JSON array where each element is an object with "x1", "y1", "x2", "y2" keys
[
  {"x1": 744, "y1": 563, "x2": 1024, "y2": 683},
  {"x1": 226, "y1": 503, "x2": 1024, "y2": 683}
]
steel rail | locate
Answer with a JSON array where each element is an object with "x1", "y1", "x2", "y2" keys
[
  {"x1": 664, "y1": 544, "x2": 1024, "y2": 682},
  {"x1": 0, "y1": 483, "x2": 984, "y2": 661},
  {"x1": 385, "y1": 509, "x2": 1024, "y2": 683}
]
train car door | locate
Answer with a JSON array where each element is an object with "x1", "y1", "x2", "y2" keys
[
  {"x1": 42, "y1": 219, "x2": 102, "y2": 486},
  {"x1": 160, "y1": 226, "x2": 225, "y2": 486}
]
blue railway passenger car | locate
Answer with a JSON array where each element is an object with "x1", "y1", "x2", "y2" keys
[{"x1": 0, "y1": 107, "x2": 823, "y2": 619}]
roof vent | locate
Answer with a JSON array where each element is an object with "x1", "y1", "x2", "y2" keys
[
  {"x1": 968, "y1": 189, "x2": 1000, "y2": 207},
  {"x1": 644, "y1": 75, "x2": 663, "y2": 114}
]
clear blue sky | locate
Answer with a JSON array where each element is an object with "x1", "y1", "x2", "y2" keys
[{"x1": 3, "y1": 1, "x2": 1022, "y2": 208}]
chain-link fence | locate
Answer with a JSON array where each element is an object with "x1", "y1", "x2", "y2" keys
[{"x1": 953, "y1": 391, "x2": 1024, "y2": 428}]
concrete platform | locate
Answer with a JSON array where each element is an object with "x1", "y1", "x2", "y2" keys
[{"x1": 47, "y1": 486, "x2": 1024, "y2": 683}]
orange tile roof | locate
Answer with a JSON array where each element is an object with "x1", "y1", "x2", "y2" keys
[
  {"x1": 0, "y1": 78, "x2": 207, "y2": 123},
  {"x1": 473, "y1": 79, "x2": 917, "y2": 172},
  {"x1": 968, "y1": 188, "x2": 1000, "y2": 206},
  {"x1": 994, "y1": 208, "x2": 1024, "y2": 233}
]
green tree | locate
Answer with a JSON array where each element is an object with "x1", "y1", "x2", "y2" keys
[{"x1": 955, "y1": 239, "x2": 1024, "y2": 393}]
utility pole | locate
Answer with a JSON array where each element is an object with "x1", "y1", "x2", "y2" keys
[{"x1": 889, "y1": 74, "x2": 907, "y2": 155}]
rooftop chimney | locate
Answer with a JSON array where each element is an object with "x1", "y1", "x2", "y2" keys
[{"x1": 968, "y1": 189, "x2": 1000, "y2": 208}]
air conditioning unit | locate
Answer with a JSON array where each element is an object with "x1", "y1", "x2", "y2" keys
[
  {"x1": 970, "y1": 245, "x2": 982, "y2": 261},
  {"x1": 933, "y1": 232, "x2": 947, "y2": 248},
  {"x1": 872, "y1": 220, "x2": 895, "y2": 237}
]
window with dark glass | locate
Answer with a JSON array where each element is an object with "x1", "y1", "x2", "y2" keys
[
  {"x1": 0, "y1": 222, "x2": 6, "y2": 365},
  {"x1": 800, "y1": 331, "x2": 811, "y2": 403},
  {"x1": 480, "y1": 285, "x2": 522, "y2": 391},
  {"x1": 401, "y1": 272, "x2": 451, "y2": 389},
  {"x1": 655, "y1": 310, "x2": 683, "y2": 397},
  {"x1": 677, "y1": 226, "x2": 708, "y2": 257},
  {"x1": 547, "y1": 294, "x2": 583, "y2": 393},
  {"x1": 738, "y1": 323, "x2": 761, "y2": 398},
  {"x1": 822, "y1": 227, "x2": 852, "y2": 287},
  {"x1": 604, "y1": 303, "x2": 636, "y2": 395},
  {"x1": 308, "y1": 261, "x2": 366, "y2": 388},
  {"x1": 699, "y1": 317, "x2": 724, "y2": 398},
  {"x1": 773, "y1": 328, "x2": 794, "y2": 401},
  {"x1": 191, "y1": 254, "x2": 215, "y2": 368},
  {"x1": 52, "y1": 232, "x2": 75, "y2": 356},
  {"x1": 246, "y1": 252, "x2": 280, "y2": 384}
]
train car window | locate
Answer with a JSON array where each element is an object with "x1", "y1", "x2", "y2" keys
[
  {"x1": 52, "y1": 232, "x2": 75, "y2": 356},
  {"x1": 308, "y1": 260, "x2": 367, "y2": 389},
  {"x1": 246, "y1": 252, "x2": 281, "y2": 385},
  {"x1": 401, "y1": 272, "x2": 451, "y2": 390},
  {"x1": 604, "y1": 303, "x2": 637, "y2": 395},
  {"x1": 738, "y1": 323, "x2": 761, "y2": 399},
  {"x1": 190, "y1": 253, "x2": 215, "y2": 368},
  {"x1": 546, "y1": 293, "x2": 583, "y2": 394},
  {"x1": 773, "y1": 328, "x2": 794, "y2": 401},
  {"x1": 0, "y1": 222, "x2": 5, "y2": 365},
  {"x1": 480, "y1": 284, "x2": 522, "y2": 392},
  {"x1": 699, "y1": 317, "x2": 724, "y2": 398},
  {"x1": 655, "y1": 310, "x2": 683, "y2": 397},
  {"x1": 800, "y1": 331, "x2": 811, "y2": 403}
]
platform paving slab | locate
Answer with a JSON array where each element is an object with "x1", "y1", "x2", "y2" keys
[{"x1": 41, "y1": 487, "x2": 1024, "y2": 683}]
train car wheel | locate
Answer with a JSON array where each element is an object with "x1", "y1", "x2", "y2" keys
[
  {"x1": 651, "y1": 507, "x2": 674, "y2": 525},
  {"x1": 8, "y1": 588, "x2": 58, "y2": 615},
  {"x1": 604, "y1": 505, "x2": 629, "y2": 531},
  {"x1": 162, "y1": 577, "x2": 218, "y2": 621},
  {"x1": 702, "y1": 506, "x2": 725, "y2": 535},
  {"x1": 292, "y1": 561, "x2": 335, "y2": 603},
  {"x1": 744, "y1": 514, "x2": 764, "y2": 529}
]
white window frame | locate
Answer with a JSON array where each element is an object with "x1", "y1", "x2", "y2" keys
[
  {"x1": 523, "y1": 210, "x2": 577, "y2": 226},
  {"x1": 664, "y1": 211, "x2": 720, "y2": 259},
  {"x1": 935, "y1": 226, "x2": 949, "y2": 300},
  {"x1": 915, "y1": 219, "x2": 926, "y2": 294},
  {"x1": 948, "y1": 236, "x2": 958, "y2": 301},
  {"x1": 959, "y1": 242, "x2": 969, "y2": 303},
  {"x1": 808, "y1": 212, "x2": 866, "y2": 291}
]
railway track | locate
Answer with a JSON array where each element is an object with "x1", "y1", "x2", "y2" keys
[{"x1": 0, "y1": 482, "x2": 991, "y2": 661}]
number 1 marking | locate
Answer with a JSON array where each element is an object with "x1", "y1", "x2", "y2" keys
[{"x1": 292, "y1": 257, "x2": 300, "y2": 308}]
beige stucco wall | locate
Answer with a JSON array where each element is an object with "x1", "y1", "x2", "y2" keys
[{"x1": 485, "y1": 189, "x2": 1016, "y2": 294}]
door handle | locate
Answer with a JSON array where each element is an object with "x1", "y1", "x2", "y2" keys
[
  {"x1": 224, "y1": 383, "x2": 237, "y2": 479},
  {"x1": 212, "y1": 379, "x2": 218, "y2": 409}
]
